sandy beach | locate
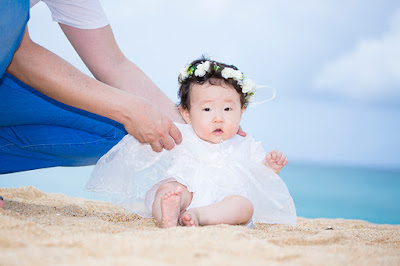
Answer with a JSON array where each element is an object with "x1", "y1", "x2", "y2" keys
[{"x1": 0, "y1": 186, "x2": 399, "y2": 266}]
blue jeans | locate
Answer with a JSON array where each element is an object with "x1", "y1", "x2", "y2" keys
[{"x1": 0, "y1": 74, "x2": 127, "y2": 174}]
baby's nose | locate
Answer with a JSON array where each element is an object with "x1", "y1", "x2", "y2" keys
[{"x1": 213, "y1": 111, "x2": 224, "y2": 122}]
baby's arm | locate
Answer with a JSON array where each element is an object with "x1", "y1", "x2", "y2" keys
[{"x1": 263, "y1": 150, "x2": 288, "y2": 174}]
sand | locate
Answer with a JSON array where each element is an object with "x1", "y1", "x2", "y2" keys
[{"x1": 0, "y1": 186, "x2": 399, "y2": 266}]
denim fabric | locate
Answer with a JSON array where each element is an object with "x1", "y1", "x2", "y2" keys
[
  {"x1": 0, "y1": 0, "x2": 29, "y2": 78},
  {"x1": 0, "y1": 73, "x2": 127, "y2": 173}
]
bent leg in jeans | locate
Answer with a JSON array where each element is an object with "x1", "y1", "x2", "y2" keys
[{"x1": 0, "y1": 73, "x2": 127, "y2": 174}]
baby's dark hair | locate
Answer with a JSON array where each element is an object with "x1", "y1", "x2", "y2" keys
[{"x1": 178, "y1": 57, "x2": 247, "y2": 110}]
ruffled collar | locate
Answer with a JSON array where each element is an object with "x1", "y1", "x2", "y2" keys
[{"x1": 174, "y1": 123, "x2": 247, "y2": 164}]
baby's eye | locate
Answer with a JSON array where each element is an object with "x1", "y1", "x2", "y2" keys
[
  {"x1": 203, "y1": 108, "x2": 211, "y2": 112},
  {"x1": 224, "y1": 107, "x2": 232, "y2": 111}
]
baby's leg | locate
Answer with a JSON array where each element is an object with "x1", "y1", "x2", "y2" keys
[
  {"x1": 179, "y1": 195, "x2": 254, "y2": 227},
  {"x1": 152, "y1": 181, "x2": 192, "y2": 228}
]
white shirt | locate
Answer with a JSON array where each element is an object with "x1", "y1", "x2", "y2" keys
[{"x1": 30, "y1": 0, "x2": 108, "y2": 29}]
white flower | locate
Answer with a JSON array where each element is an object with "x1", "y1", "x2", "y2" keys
[
  {"x1": 221, "y1": 67, "x2": 235, "y2": 79},
  {"x1": 203, "y1": 61, "x2": 211, "y2": 71},
  {"x1": 179, "y1": 66, "x2": 189, "y2": 80},
  {"x1": 241, "y1": 78, "x2": 256, "y2": 93},
  {"x1": 194, "y1": 67, "x2": 206, "y2": 77},
  {"x1": 233, "y1": 70, "x2": 243, "y2": 81},
  {"x1": 221, "y1": 67, "x2": 243, "y2": 82},
  {"x1": 195, "y1": 61, "x2": 211, "y2": 77}
]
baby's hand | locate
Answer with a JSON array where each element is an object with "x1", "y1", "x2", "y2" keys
[{"x1": 264, "y1": 150, "x2": 288, "y2": 174}]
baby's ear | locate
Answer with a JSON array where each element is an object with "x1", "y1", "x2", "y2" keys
[{"x1": 179, "y1": 106, "x2": 191, "y2": 124}]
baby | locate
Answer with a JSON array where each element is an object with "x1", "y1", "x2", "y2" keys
[{"x1": 86, "y1": 58, "x2": 296, "y2": 228}]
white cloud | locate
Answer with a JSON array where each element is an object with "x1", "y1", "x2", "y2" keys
[{"x1": 313, "y1": 9, "x2": 400, "y2": 101}]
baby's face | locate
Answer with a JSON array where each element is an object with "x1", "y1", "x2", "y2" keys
[{"x1": 180, "y1": 83, "x2": 244, "y2": 144}]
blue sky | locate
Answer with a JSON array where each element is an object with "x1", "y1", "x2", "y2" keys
[{"x1": 18, "y1": 1, "x2": 400, "y2": 171}]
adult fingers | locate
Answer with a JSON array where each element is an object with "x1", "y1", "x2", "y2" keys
[
  {"x1": 160, "y1": 136, "x2": 175, "y2": 150},
  {"x1": 169, "y1": 123, "x2": 182, "y2": 145},
  {"x1": 150, "y1": 124, "x2": 182, "y2": 152},
  {"x1": 149, "y1": 140, "x2": 163, "y2": 153}
]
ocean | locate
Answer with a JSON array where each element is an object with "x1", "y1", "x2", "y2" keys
[
  {"x1": 282, "y1": 163, "x2": 400, "y2": 224},
  {"x1": 1, "y1": 163, "x2": 399, "y2": 225}
]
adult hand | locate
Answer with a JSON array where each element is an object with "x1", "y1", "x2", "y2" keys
[
  {"x1": 122, "y1": 97, "x2": 182, "y2": 152},
  {"x1": 237, "y1": 126, "x2": 247, "y2": 137}
]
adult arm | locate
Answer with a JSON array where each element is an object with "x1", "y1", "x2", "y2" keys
[
  {"x1": 6, "y1": 27, "x2": 181, "y2": 152},
  {"x1": 59, "y1": 24, "x2": 184, "y2": 123}
]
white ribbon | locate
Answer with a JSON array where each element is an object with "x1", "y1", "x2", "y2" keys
[{"x1": 248, "y1": 85, "x2": 276, "y2": 107}]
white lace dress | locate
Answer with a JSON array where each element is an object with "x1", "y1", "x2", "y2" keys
[{"x1": 85, "y1": 123, "x2": 297, "y2": 227}]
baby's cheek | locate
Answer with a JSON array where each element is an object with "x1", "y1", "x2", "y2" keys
[
  {"x1": 196, "y1": 125, "x2": 213, "y2": 140},
  {"x1": 226, "y1": 126, "x2": 239, "y2": 139}
]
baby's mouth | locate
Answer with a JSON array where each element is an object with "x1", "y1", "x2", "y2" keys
[{"x1": 213, "y1": 128, "x2": 223, "y2": 135}]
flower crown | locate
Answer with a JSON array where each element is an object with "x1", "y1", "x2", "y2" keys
[{"x1": 178, "y1": 61, "x2": 257, "y2": 104}]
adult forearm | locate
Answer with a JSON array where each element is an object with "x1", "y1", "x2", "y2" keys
[
  {"x1": 97, "y1": 58, "x2": 184, "y2": 123},
  {"x1": 59, "y1": 24, "x2": 184, "y2": 123},
  {"x1": 6, "y1": 29, "x2": 133, "y2": 126}
]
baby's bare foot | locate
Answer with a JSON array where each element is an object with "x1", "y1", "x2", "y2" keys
[
  {"x1": 160, "y1": 186, "x2": 183, "y2": 228},
  {"x1": 179, "y1": 210, "x2": 199, "y2": 227}
]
